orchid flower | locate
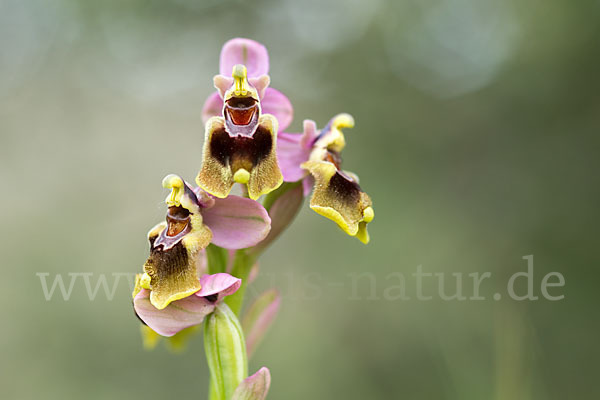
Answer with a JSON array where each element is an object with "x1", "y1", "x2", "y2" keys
[
  {"x1": 132, "y1": 173, "x2": 270, "y2": 311},
  {"x1": 197, "y1": 38, "x2": 293, "y2": 200},
  {"x1": 277, "y1": 114, "x2": 374, "y2": 243}
]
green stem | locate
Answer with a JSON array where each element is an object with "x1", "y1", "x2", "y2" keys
[
  {"x1": 225, "y1": 182, "x2": 301, "y2": 315},
  {"x1": 208, "y1": 381, "x2": 219, "y2": 400},
  {"x1": 225, "y1": 250, "x2": 255, "y2": 316},
  {"x1": 206, "y1": 244, "x2": 229, "y2": 274}
]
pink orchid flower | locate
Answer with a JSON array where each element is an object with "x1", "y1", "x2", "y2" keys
[
  {"x1": 277, "y1": 114, "x2": 374, "y2": 243},
  {"x1": 132, "y1": 173, "x2": 270, "y2": 319},
  {"x1": 196, "y1": 38, "x2": 295, "y2": 200}
]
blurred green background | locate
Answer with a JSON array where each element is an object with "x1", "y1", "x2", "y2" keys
[{"x1": 1, "y1": 0, "x2": 598, "y2": 399}]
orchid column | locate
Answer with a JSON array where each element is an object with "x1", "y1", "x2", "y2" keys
[{"x1": 132, "y1": 38, "x2": 374, "y2": 400}]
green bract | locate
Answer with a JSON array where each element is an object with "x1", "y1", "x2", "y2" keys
[{"x1": 204, "y1": 302, "x2": 248, "y2": 400}]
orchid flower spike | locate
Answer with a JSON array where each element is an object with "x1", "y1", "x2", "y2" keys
[
  {"x1": 131, "y1": 37, "x2": 374, "y2": 400},
  {"x1": 277, "y1": 114, "x2": 374, "y2": 243},
  {"x1": 135, "y1": 174, "x2": 271, "y2": 311}
]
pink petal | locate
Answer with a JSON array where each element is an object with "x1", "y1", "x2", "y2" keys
[
  {"x1": 134, "y1": 289, "x2": 215, "y2": 337},
  {"x1": 277, "y1": 133, "x2": 310, "y2": 182},
  {"x1": 242, "y1": 290, "x2": 281, "y2": 358},
  {"x1": 202, "y1": 91, "x2": 224, "y2": 124},
  {"x1": 214, "y1": 75, "x2": 234, "y2": 99},
  {"x1": 232, "y1": 367, "x2": 271, "y2": 400},
  {"x1": 248, "y1": 76, "x2": 270, "y2": 100},
  {"x1": 196, "y1": 273, "x2": 242, "y2": 301},
  {"x1": 202, "y1": 195, "x2": 271, "y2": 249},
  {"x1": 220, "y1": 38, "x2": 269, "y2": 77},
  {"x1": 300, "y1": 119, "x2": 319, "y2": 148},
  {"x1": 261, "y1": 88, "x2": 293, "y2": 131},
  {"x1": 192, "y1": 187, "x2": 216, "y2": 209}
]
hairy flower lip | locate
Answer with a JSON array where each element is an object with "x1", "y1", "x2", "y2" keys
[{"x1": 198, "y1": 115, "x2": 282, "y2": 200}]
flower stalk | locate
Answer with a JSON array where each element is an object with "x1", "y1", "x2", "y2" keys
[{"x1": 225, "y1": 250, "x2": 256, "y2": 316}]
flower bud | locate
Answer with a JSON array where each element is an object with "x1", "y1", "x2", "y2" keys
[
  {"x1": 204, "y1": 302, "x2": 248, "y2": 400},
  {"x1": 232, "y1": 367, "x2": 271, "y2": 400}
]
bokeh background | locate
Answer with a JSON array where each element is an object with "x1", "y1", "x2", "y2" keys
[{"x1": 1, "y1": 0, "x2": 598, "y2": 399}]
